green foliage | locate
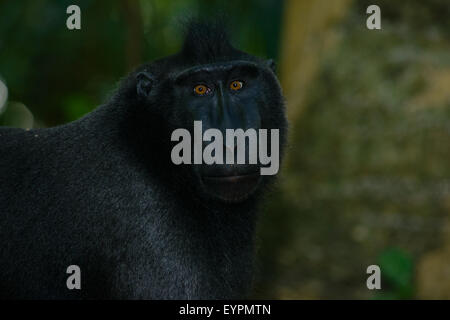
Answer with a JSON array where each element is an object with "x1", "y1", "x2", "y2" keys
[
  {"x1": 62, "y1": 94, "x2": 94, "y2": 121},
  {"x1": 257, "y1": 0, "x2": 450, "y2": 299},
  {"x1": 375, "y1": 248, "x2": 414, "y2": 299},
  {"x1": 0, "y1": 102, "x2": 34, "y2": 128},
  {"x1": 0, "y1": 0, "x2": 282, "y2": 125}
]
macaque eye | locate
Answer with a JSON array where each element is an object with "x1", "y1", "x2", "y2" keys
[
  {"x1": 194, "y1": 84, "x2": 211, "y2": 96},
  {"x1": 230, "y1": 80, "x2": 244, "y2": 91}
]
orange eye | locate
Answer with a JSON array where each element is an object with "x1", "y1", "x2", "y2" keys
[
  {"x1": 230, "y1": 80, "x2": 243, "y2": 91},
  {"x1": 194, "y1": 84, "x2": 210, "y2": 96}
]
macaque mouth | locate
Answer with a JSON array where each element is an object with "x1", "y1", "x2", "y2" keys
[{"x1": 201, "y1": 172, "x2": 261, "y2": 203}]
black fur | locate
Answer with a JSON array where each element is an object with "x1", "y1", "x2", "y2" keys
[{"x1": 0, "y1": 21, "x2": 286, "y2": 299}]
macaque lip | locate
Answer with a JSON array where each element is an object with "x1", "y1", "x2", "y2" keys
[{"x1": 202, "y1": 172, "x2": 261, "y2": 203}]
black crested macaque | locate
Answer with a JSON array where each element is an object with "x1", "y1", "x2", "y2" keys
[{"x1": 0, "y1": 21, "x2": 287, "y2": 299}]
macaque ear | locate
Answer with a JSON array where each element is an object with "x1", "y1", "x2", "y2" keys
[
  {"x1": 266, "y1": 59, "x2": 276, "y2": 73},
  {"x1": 136, "y1": 71, "x2": 154, "y2": 98}
]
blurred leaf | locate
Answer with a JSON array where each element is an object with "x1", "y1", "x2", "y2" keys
[
  {"x1": 0, "y1": 102, "x2": 34, "y2": 129},
  {"x1": 379, "y1": 248, "x2": 413, "y2": 287},
  {"x1": 0, "y1": 76, "x2": 8, "y2": 115},
  {"x1": 376, "y1": 248, "x2": 414, "y2": 299},
  {"x1": 62, "y1": 94, "x2": 94, "y2": 121}
]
